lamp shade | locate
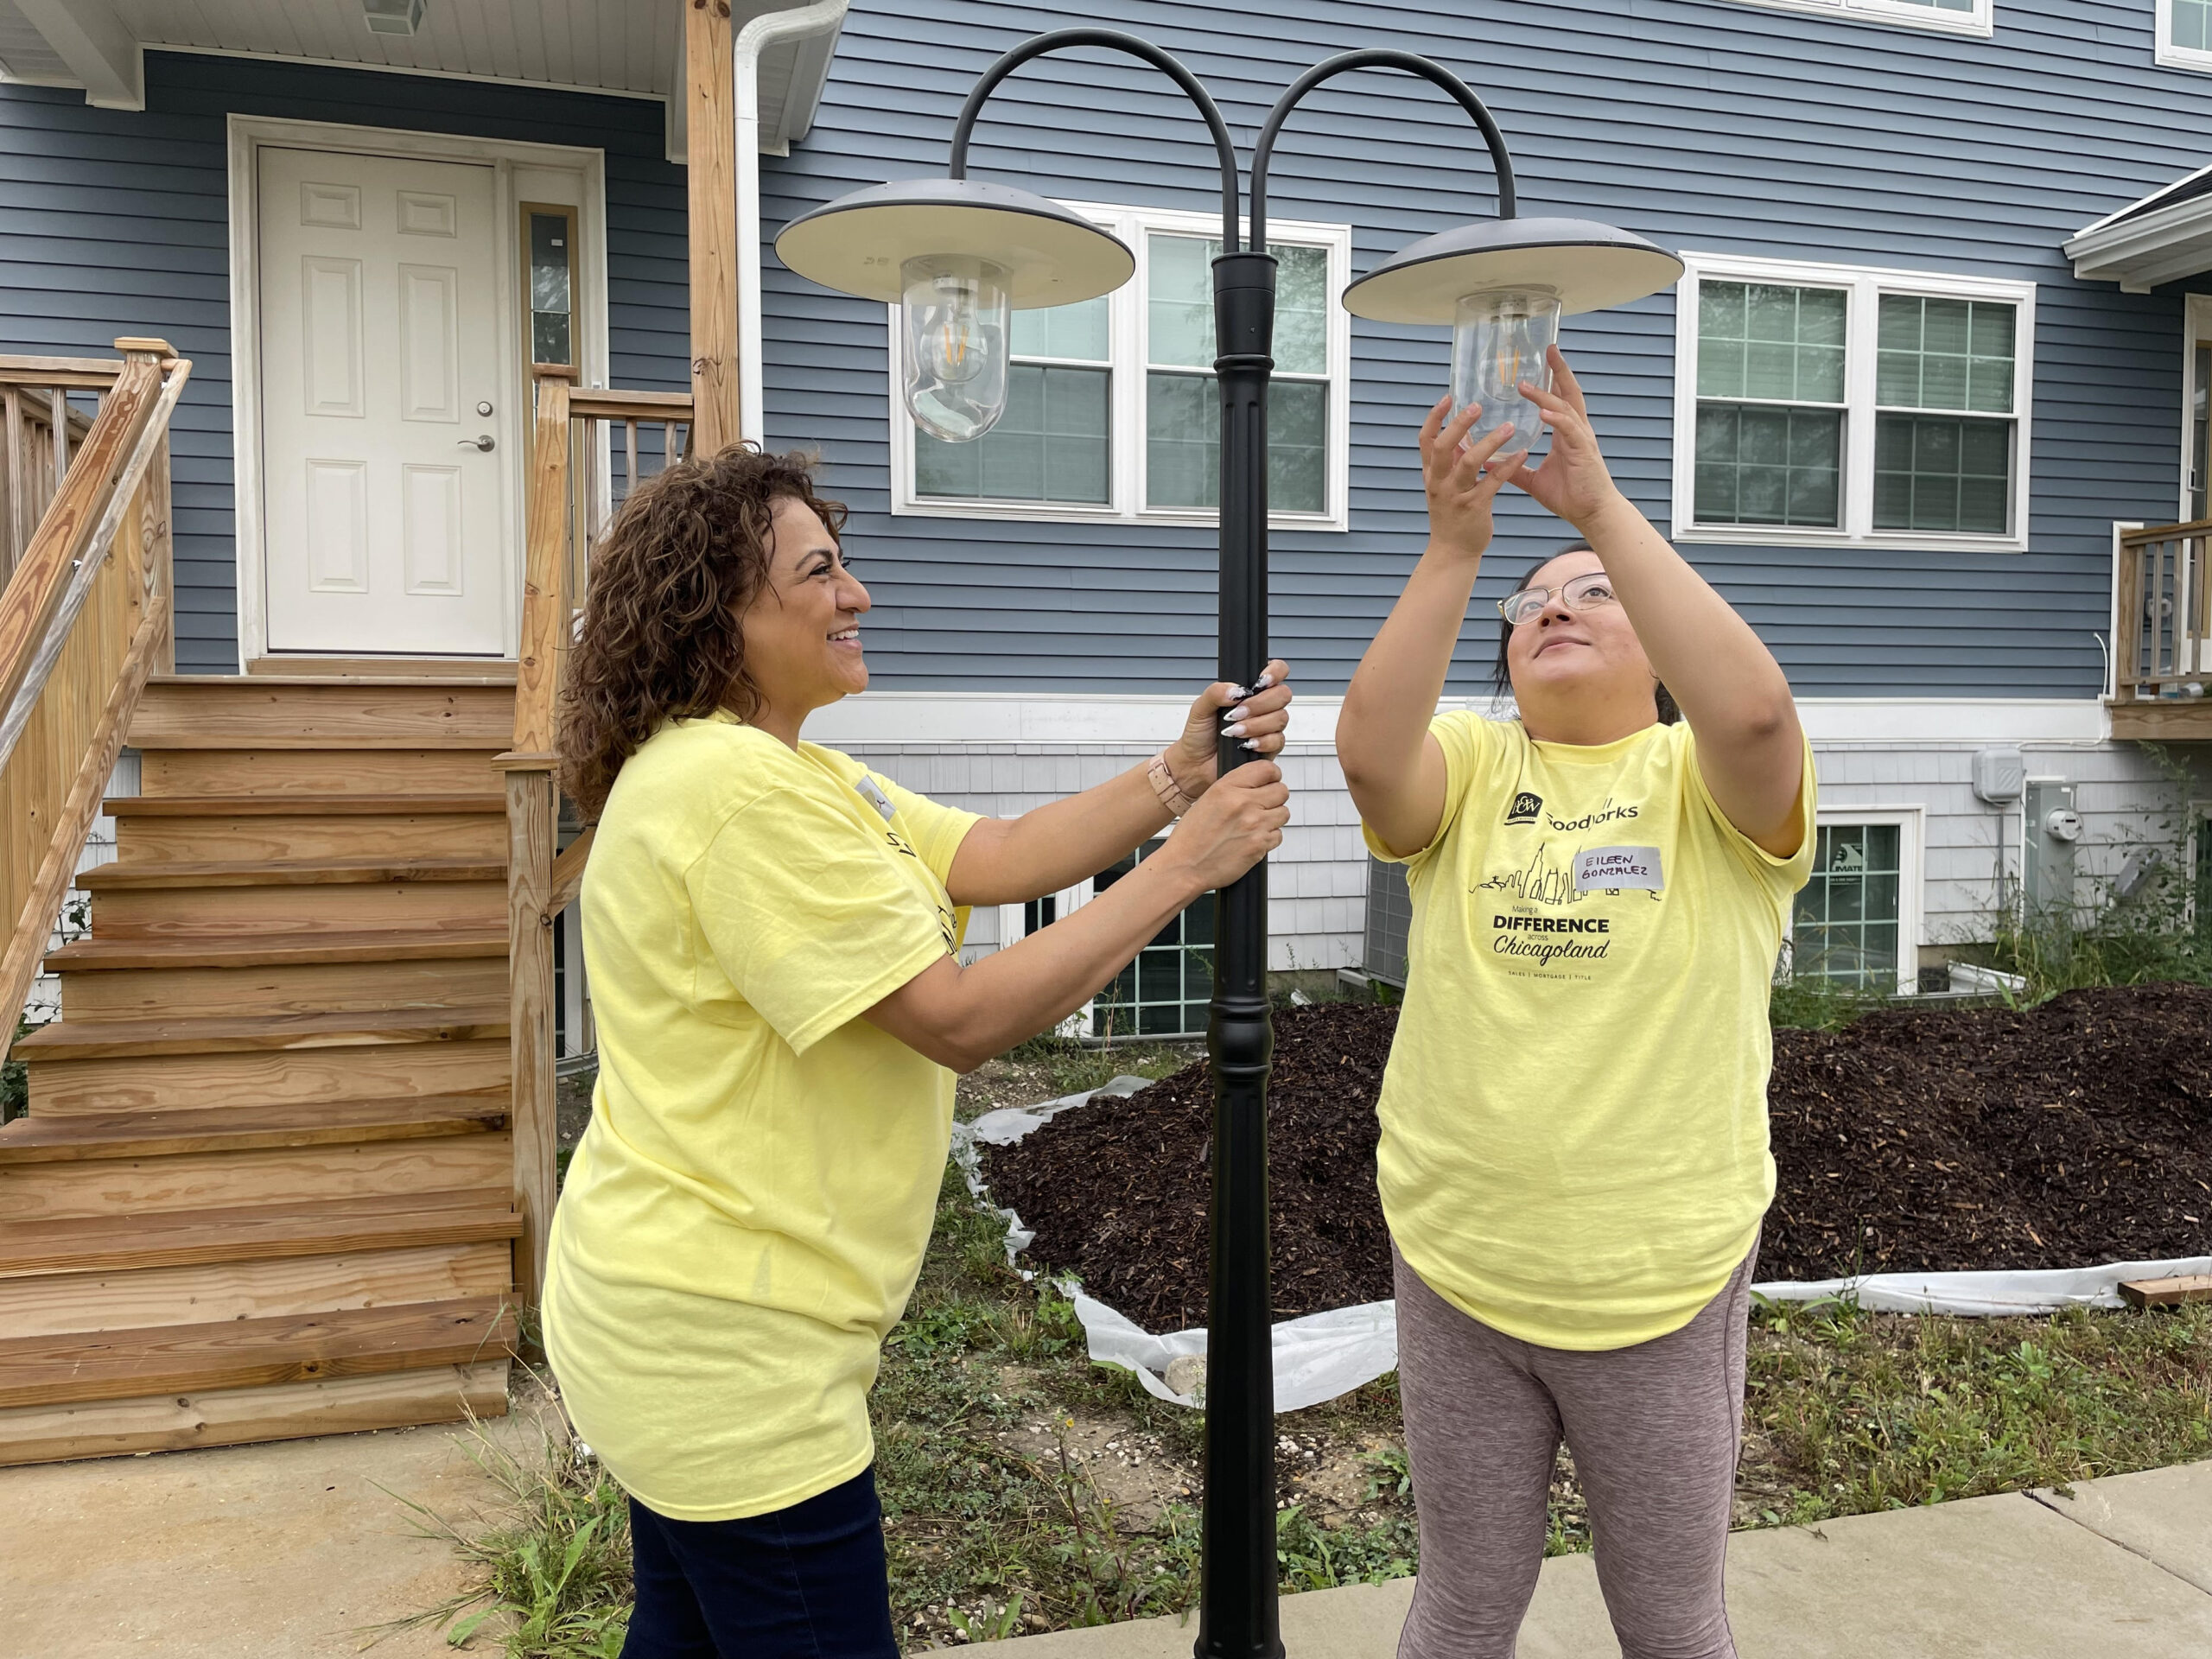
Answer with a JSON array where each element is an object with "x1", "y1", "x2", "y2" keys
[
  {"x1": 1343, "y1": 216, "x2": 1682, "y2": 323},
  {"x1": 775, "y1": 178, "x2": 1135, "y2": 308}
]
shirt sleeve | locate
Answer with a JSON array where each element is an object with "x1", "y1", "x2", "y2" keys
[
  {"x1": 876, "y1": 774, "x2": 982, "y2": 890},
  {"x1": 1680, "y1": 723, "x2": 1819, "y2": 901},
  {"x1": 687, "y1": 788, "x2": 955, "y2": 1057},
  {"x1": 1361, "y1": 710, "x2": 1497, "y2": 874}
]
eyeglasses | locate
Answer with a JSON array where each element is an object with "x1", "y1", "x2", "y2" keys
[{"x1": 1497, "y1": 571, "x2": 1618, "y2": 627}]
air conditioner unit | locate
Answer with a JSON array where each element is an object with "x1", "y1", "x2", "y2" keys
[{"x1": 1363, "y1": 856, "x2": 1411, "y2": 988}]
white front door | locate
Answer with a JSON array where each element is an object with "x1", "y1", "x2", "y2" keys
[{"x1": 259, "y1": 146, "x2": 511, "y2": 656}]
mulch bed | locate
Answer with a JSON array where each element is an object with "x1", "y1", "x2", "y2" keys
[{"x1": 982, "y1": 986, "x2": 2212, "y2": 1328}]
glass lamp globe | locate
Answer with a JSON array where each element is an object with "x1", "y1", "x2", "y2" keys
[{"x1": 902, "y1": 255, "x2": 1012, "y2": 442}]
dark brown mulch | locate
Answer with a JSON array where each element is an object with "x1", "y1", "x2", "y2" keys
[{"x1": 982, "y1": 985, "x2": 2212, "y2": 1327}]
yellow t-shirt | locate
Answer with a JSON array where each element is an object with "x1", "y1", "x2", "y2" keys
[
  {"x1": 1365, "y1": 715, "x2": 1815, "y2": 1351},
  {"x1": 541, "y1": 714, "x2": 979, "y2": 1521}
]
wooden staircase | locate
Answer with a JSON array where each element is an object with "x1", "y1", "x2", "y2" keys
[{"x1": 0, "y1": 676, "x2": 524, "y2": 1463}]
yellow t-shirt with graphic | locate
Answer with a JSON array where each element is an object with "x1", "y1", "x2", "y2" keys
[
  {"x1": 1365, "y1": 715, "x2": 1815, "y2": 1351},
  {"x1": 542, "y1": 714, "x2": 979, "y2": 1521}
]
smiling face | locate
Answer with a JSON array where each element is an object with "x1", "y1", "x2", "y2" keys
[
  {"x1": 1503, "y1": 549, "x2": 1662, "y2": 742},
  {"x1": 737, "y1": 494, "x2": 870, "y2": 734}
]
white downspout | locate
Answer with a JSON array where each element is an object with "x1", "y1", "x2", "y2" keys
[{"x1": 735, "y1": 0, "x2": 849, "y2": 445}]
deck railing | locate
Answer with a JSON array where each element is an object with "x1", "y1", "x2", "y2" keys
[
  {"x1": 1, "y1": 363, "x2": 100, "y2": 588},
  {"x1": 0, "y1": 340, "x2": 188, "y2": 1059},
  {"x1": 2113, "y1": 519, "x2": 2212, "y2": 703},
  {"x1": 505, "y1": 362, "x2": 693, "y2": 1298}
]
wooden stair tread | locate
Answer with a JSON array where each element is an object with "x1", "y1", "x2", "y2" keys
[
  {"x1": 105, "y1": 794, "x2": 505, "y2": 817},
  {"x1": 46, "y1": 926, "x2": 509, "y2": 971},
  {"x1": 0, "y1": 1095, "x2": 507, "y2": 1163},
  {"x1": 0, "y1": 1297, "x2": 518, "y2": 1408},
  {"x1": 81, "y1": 855, "x2": 506, "y2": 890},
  {"x1": 14, "y1": 1006, "x2": 508, "y2": 1061},
  {"x1": 0, "y1": 1190, "x2": 521, "y2": 1278}
]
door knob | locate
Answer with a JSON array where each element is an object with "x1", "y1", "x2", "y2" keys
[{"x1": 458, "y1": 434, "x2": 495, "y2": 452}]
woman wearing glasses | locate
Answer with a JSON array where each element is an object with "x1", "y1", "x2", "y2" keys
[{"x1": 1338, "y1": 346, "x2": 1815, "y2": 1659}]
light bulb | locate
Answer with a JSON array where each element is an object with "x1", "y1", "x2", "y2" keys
[
  {"x1": 1450, "y1": 288, "x2": 1561, "y2": 452},
  {"x1": 901, "y1": 254, "x2": 1012, "y2": 443}
]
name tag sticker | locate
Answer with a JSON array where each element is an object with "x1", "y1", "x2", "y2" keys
[
  {"x1": 855, "y1": 776, "x2": 896, "y2": 823},
  {"x1": 1575, "y1": 845, "x2": 1663, "y2": 891}
]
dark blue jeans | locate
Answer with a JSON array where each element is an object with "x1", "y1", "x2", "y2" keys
[{"x1": 620, "y1": 1467, "x2": 898, "y2": 1658}]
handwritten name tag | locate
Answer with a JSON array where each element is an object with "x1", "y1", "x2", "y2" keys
[{"x1": 1575, "y1": 845, "x2": 1663, "y2": 891}]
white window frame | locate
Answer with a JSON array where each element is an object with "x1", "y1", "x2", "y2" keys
[
  {"x1": 1799, "y1": 805, "x2": 1925, "y2": 995},
  {"x1": 2158, "y1": 0, "x2": 2212, "y2": 71},
  {"x1": 1716, "y1": 0, "x2": 1993, "y2": 37},
  {"x1": 1672, "y1": 251, "x2": 2036, "y2": 555},
  {"x1": 888, "y1": 200, "x2": 1353, "y2": 533}
]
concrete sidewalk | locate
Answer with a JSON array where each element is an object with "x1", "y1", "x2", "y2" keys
[
  {"x1": 0, "y1": 1400, "x2": 557, "y2": 1659},
  {"x1": 975, "y1": 1459, "x2": 2212, "y2": 1658}
]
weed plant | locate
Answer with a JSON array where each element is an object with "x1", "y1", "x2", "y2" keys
[{"x1": 389, "y1": 1394, "x2": 633, "y2": 1656}]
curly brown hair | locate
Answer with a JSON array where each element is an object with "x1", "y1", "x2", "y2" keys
[{"x1": 557, "y1": 445, "x2": 848, "y2": 819}]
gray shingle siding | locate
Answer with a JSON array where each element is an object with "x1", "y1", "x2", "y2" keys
[
  {"x1": 0, "y1": 52, "x2": 687, "y2": 673},
  {"x1": 760, "y1": 0, "x2": 2212, "y2": 699}
]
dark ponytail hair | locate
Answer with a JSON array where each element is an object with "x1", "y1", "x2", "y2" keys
[{"x1": 1491, "y1": 542, "x2": 1680, "y2": 724}]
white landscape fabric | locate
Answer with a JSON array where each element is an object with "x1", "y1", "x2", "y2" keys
[{"x1": 952, "y1": 1081, "x2": 2210, "y2": 1413}]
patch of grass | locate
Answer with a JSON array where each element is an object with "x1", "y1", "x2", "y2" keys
[
  {"x1": 1767, "y1": 976, "x2": 1900, "y2": 1032},
  {"x1": 1744, "y1": 1297, "x2": 2212, "y2": 1524},
  {"x1": 991, "y1": 1034, "x2": 1189, "y2": 1103},
  {"x1": 390, "y1": 1394, "x2": 632, "y2": 1656}
]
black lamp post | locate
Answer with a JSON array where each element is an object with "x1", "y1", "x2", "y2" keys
[{"x1": 775, "y1": 34, "x2": 1681, "y2": 1658}]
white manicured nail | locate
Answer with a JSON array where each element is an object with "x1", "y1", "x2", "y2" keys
[
  {"x1": 1223, "y1": 721, "x2": 1248, "y2": 739},
  {"x1": 1240, "y1": 739, "x2": 1260, "y2": 751},
  {"x1": 1254, "y1": 673, "x2": 1274, "y2": 690}
]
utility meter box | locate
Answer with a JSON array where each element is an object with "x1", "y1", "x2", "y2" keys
[
  {"x1": 1972, "y1": 747, "x2": 2025, "y2": 804},
  {"x1": 2023, "y1": 779, "x2": 2077, "y2": 918}
]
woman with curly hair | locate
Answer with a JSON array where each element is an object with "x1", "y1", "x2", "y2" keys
[{"x1": 540, "y1": 445, "x2": 1292, "y2": 1659}]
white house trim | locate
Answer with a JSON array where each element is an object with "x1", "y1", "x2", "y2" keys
[
  {"x1": 226, "y1": 114, "x2": 608, "y2": 668},
  {"x1": 1670, "y1": 250, "x2": 2037, "y2": 556},
  {"x1": 885, "y1": 200, "x2": 1354, "y2": 534},
  {"x1": 14, "y1": 0, "x2": 143, "y2": 110}
]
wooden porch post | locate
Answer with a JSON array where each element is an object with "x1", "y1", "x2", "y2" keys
[{"x1": 687, "y1": 0, "x2": 741, "y2": 454}]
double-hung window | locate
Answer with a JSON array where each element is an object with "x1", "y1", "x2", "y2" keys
[
  {"x1": 893, "y1": 202, "x2": 1351, "y2": 531},
  {"x1": 1674, "y1": 253, "x2": 2034, "y2": 552},
  {"x1": 1717, "y1": 0, "x2": 1992, "y2": 36}
]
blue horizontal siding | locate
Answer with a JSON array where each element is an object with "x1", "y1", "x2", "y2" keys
[
  {"x1": 758, "y1": 0, "x2": 2212, "y2": 697},
  {"x1": 0, "y1": 53, "x2": 686, "y2": 672}
]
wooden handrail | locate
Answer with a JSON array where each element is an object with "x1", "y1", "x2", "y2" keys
[
  {"x1": 0, "y1": 353, "x2": 166, "y2": 760},
  {"x1": 0, "y1": 338, "x2": 183, "y2": 1066},
  {"x1": 567, "y1": 387, "x2": 697, "y2": 420},
  {"x1": 0, "y1": 357, "x2": 126, "y2": 391}
]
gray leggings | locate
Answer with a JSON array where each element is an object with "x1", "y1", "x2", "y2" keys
[{"x1": 1393, "y1": 1236, "x2": 1758, "y2": 1659}]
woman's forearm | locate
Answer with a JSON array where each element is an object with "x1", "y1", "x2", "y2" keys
[
  {"x1": 1338, "y1": 543, "x2": 1479, "y2": 852},
  {"x1": 945, "y1": 765, "x2": 1173, "y2": 907},
  {"x1": 1340, "y1": 544, "x2": 1478, "y2": 781},
  {"x1": 867, "y1": 851, "x2": 1204, "y2": 1071},
  {"x1": 1579, "y1": 495, "x2": 1794, "y2": 741}
]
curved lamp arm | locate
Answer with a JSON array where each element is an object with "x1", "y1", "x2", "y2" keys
[
  {"x1": 948, "y1": 28, "x2": 1243, "y2": 251},
  {"x1": 1252, "y1": 49, "x2": 1516, "y2": 250}
]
